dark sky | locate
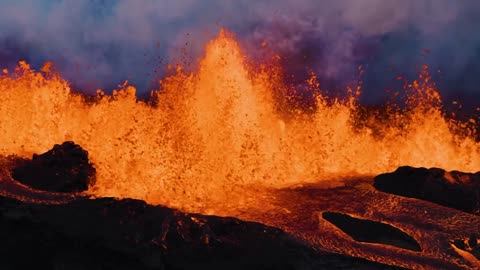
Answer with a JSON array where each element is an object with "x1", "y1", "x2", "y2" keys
[{"x1": 1, "y1": 0, "x2": 480, "y2": 106}]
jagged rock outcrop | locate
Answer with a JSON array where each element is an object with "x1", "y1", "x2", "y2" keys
[
  {"x1": 374, "y1": 166, "x2": 480, "y2": 215},
  {"x1": 12, "y1": 141, "x2": 95, "y2": 192}
]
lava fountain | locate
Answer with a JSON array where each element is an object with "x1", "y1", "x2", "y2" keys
[{"x1": 0, "y1": 29, "x2": 479, "y2": 214}]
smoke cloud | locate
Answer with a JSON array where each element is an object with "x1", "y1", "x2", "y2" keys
[{"x1": 0, "y1": 0, "x2": 479, "y2": 104}]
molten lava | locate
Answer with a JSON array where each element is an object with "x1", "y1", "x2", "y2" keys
[{"x1": 0, "y1": 29, "x2": 479, "y2": 213}]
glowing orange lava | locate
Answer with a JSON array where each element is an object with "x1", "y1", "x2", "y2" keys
[{"x1": 0, "y1": 29, "x2": 479, "y2": 213}]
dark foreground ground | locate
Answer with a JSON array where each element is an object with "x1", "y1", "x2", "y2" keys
[{"x1": 0, "y1": 195, "x2": 408, "y2": 270}]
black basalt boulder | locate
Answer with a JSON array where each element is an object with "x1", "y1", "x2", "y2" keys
[
  {"x1": 374, "y1": 166, "x2": 480, "y2": 215},
  {"x1": 12, "y1": 141, "x2": 96, "y2": 193}
]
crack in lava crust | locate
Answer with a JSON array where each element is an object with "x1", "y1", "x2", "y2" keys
[{"x1": 0, "y1": 29, "x2": 479, "y2": 214}]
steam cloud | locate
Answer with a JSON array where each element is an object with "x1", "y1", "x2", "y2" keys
[{"x1": 0, "y1": 0, "x2": 479, "y2": 104}]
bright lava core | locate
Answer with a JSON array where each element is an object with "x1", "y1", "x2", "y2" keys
[{"x1": 0, "y1": 29, "x2": 479, "y2": 213}]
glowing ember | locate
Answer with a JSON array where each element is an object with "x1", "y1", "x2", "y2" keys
[{"x1": 0, "y1": 29, "x2": 479, "y2": 213}]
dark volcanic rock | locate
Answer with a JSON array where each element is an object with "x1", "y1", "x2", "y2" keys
[
  {"x1": 12, "y1": 141, "x2": 96, "y2": 193},
  {"x1": 374, "y1": 166, "x2": 480, "y2": 215},
  {"x1": 322, "y1": 212, "x2": 421, "y2": 252},
  {"x1": 0, "y1": 196, "x2": 405, "y2": 270}
]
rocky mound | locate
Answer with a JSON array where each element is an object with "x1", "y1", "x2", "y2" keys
[
  {"x1": 374, "y1": 166, "x2": 480, "y2": 215},
  {"x1": 12, "y1": 141, "x2": 95, "y2": 193},
  {"x1": 0, "y1": 196, "x2": 405, "y2": 270}
]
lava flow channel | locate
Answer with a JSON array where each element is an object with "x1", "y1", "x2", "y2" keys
[{"x1": 0, "y1": 29, "x2": 479, "y2": 215}]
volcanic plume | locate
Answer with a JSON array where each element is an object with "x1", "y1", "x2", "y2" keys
[{"x1": 2, "y1": 0, "x2": 480, "y2": 103}]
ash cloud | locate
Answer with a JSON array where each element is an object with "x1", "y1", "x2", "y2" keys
[{"x1": 0, "y1": 0, "x2": 479, "y2": 104}]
